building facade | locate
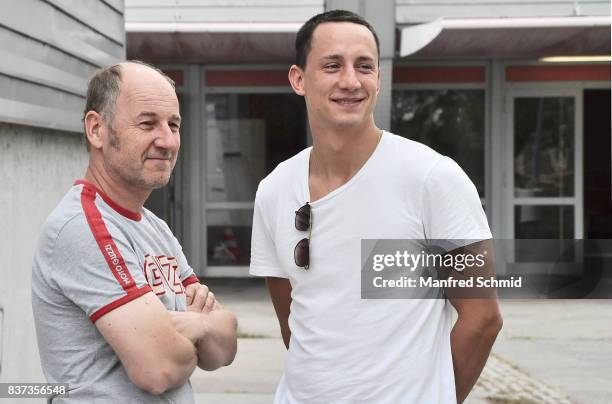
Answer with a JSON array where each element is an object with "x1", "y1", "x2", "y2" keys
[
  {"x1": 0, "y1": 0, "x2": 609, "y2": 383},
  {"x1": 125, "y1": 0, "x2": 611, "y2": 277}
]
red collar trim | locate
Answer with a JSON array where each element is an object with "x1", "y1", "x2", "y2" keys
[{"x1": 74, "y1": 179, "x2": 142, "y2": 221}]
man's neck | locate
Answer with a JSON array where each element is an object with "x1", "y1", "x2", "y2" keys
[
  {"x1": 84, "y1": 165, "x2": 149, "y2": 213},
  {"x1": 308, "y1": 122, "x2": 382, "y2": 201}
]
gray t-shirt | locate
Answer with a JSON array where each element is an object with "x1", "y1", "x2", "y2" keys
[{"x1": 32, "y1": 180, "x2": 199, "y2": 403}]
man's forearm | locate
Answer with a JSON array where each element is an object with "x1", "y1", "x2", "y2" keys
[
  {"x1": 451, "y1": 313, "x2": 502, "y2": 403},
  {"x1": 196, "y1": 308, "x2": 238, "y2": 371},
  {"x1": 157, "y1": 333, "x2": 199, "y2": 392}
]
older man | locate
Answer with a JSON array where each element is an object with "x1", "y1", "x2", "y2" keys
[
  {"x1": 32, "y1": 61, "x2": 237, "y2": 403},
  {"x1": 250, "y1": 10, "x2": 502, "y2": 403}
]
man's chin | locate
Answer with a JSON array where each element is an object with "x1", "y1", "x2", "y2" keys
[
  {"x1": 136, "y1": 173, "x2": 172, "y2": 190},
  {"x1": 149, "y1": 177, "x2": 171, "y2": 189}
]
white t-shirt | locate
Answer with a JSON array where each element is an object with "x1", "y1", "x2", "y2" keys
[{"x1": 250, "y1": 132, "x2": 491, "y2": 404}]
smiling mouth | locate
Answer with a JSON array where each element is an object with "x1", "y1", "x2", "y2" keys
[
  {"x1": 145, "y1": 157, "x2": 173, "y2": 165},
  {"x1": 331, "y1": 98, "x2": 364, "y2": 106}
]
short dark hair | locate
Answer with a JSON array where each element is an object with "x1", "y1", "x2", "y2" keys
[
  {"x1": 295, "y1": 9, "x2": 380, "y2": 69},
  {"x1": 82, "y1": 60, "x2": 175, "y2": 150}
]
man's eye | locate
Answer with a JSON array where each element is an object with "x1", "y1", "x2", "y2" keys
[
  {"x1": 140, "y1": 121, "x2": 154, "y2": 127},
  {"x1": 324, "y1": 64, "x2": 340, "y2": 70},
  {"x1": 170, "y1": 123, "x2": 180, "y2": 131},
  {"x1": 359, "y1": 64, "x2": 374, "y2": 70}
]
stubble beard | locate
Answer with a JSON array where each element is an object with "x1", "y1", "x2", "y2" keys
[{"x1": 107, "y1": 127, "x2": 173, "y2": 191}]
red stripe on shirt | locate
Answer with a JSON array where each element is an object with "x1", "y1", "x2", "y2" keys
[
  {"x1": 182, "y1": 275, "x2": 200, "y2": 287},
  {"x1": 80, "y1": 185, "x2": 139, "y2": 293},
  {"x1": 75, "y1": 179, "x2": 141, "y2": 221},
  {"x1": 90, "y1": 285, "x2": 151, "y2": 323}
]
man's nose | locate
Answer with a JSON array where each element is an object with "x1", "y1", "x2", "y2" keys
[
  {"x1": 338, "y1": 67, "x2": 361, "y2": 91},
  {"x1": 154, "y1": 123, "x2": 180, "y2": 149}
]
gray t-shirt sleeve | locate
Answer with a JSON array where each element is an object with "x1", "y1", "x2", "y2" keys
[{"x1": 50, "y1": 214, "x2": 152, "y2": 323}]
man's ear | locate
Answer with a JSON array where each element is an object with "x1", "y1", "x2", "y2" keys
[
  {"x1": 288, "y1": 65, "x2": 306, "y2": 96},
  {"x1": 84, "y1": 111, "x2": 104, "y2": 150}
]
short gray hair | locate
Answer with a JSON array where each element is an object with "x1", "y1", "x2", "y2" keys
[{"x1": 82, "y1": 60, "x2": 175, "y2": 150}]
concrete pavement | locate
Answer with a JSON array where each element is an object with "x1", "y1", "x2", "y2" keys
[{"x1": 192, "y1": 279, "x2": 612, "y2": 404}]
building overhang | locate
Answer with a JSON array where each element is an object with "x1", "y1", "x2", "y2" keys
[
  {"x1": 399, "y1": 16, "x2": 611, "y2": 59},
  {"x1": 126, "y1": 22, "x2": 300, "y2": 64}
]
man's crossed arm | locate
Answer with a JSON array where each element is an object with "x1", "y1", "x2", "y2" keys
[
  {"x1": 170, "y1": 283, "x2": 238, "y2": 371},
  {"x1": 95, "y1": 283, "x2": 237, "y2": 395}
]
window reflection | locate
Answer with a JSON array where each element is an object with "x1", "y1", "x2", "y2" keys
[
  {"x1": 391, "y1": 89, "x2": 485, "y2": 197},
  {"x1": 514, "y1": 205, "x2": 573, "y2": 239},
  {"x1": 514, "y1": 97, "x2": 574, "y2": 197},
  {"x1": 206, "y1": 93, "x2": 306, "y2": 202},
  {"x1": 205, "y1": 93, "x2": 307, "y2": 267},
  {"x1": 207, "y1": 210, "x2": 253, "y2": 266}
]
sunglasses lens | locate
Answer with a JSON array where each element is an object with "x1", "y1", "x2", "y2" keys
[
  {"x1": 294, "y1": 238, "x2": 310, "y2": 268},
  {"x1": 295, "y1": 204, "x2": 311, "y2": 231}
]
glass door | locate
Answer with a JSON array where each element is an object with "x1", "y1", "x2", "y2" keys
[
  {"x1": 203, "y1": 92, "x2": 307, "y2": 276},
  {"x1": 505, "y1": 89, "x2": 583, "y2": 270}
]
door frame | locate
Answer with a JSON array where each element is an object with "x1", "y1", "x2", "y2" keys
[{"x1": 503, "y1": 87, "x2": 584, "y2": 240}]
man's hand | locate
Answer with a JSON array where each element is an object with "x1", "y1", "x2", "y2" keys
[
  {"x1": 185, "y1": 283, "x2": 217, "y2": 313},
  {"x1": 174, "y1": 282, "x2": 238, "y2": 371},
  {"x1": 169, "y1": 311, "x2": 208, "y2": 344}
]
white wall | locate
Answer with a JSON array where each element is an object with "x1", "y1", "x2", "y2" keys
[{"x1": 0, "y1": 123, "x2": 88, "y2": 390}]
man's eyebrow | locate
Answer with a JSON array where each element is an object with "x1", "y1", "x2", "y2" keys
[
  {"x1": 136, "y1": 111, "x2": 157, "y2": 119},
  {"x1": 320, "y1": 55, "x2": 376, "y2": 63},
  {"x1": 355, "y1": 56, "x2": 375, "y2": 63},
  {"x1": 136, "y1": 111, "x2": 181, "y2": 123},
  {"x1": 321, "y1": 54, "x2": 343, "y2": 61}
]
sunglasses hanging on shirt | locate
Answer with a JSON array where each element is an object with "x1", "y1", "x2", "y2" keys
[{"x1": 294, "y1": 203, "x2": 311, "y2": 269}]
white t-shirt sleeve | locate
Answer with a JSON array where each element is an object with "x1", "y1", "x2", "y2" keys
[
  {"x1": 422, "y1": 156, "x2": 492, "y2": 241},
  {"x1": 250, "y1": 184, "x2": 286, "y2": 278}
]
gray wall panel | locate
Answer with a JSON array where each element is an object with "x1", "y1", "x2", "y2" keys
[
  {"x1": 0, "y1": 28, "x2": 98, "y2": 79},
  {"x1": 0, "y1": 0, "x2": 123, "y2": 66},
  {"x1": 0, "y1": 98, "x2": 83, "y2": 134},
  {"x1": 0, "y1": 0, "x2": 125, "y2": 134},
  {"x1": 397, "y1": 0, "x2": 611, "y2": 23},
  {"x1": 0, "y1": 75, "x2": 85, "y2": 113},
  {"x1": 125, "y1": 0, "x2": 323, "y2": 22},
  {"x1": 125, "y1": 7, "x2": 322, "y2": 22},
  {"x1": 127, "y1": 0, "x2": 320, "y2": 6},
  {"x1": 45, "y1": 0, "x2": 125, "y2": 44},
  {"x1": 103, "y1": 0, "x2": 124, "y2": 13},
  {"x1": 0, "y1": 49, "x2": 86, "y2": 96}
]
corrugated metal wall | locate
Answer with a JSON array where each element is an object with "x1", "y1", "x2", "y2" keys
[{"x1": 0, "y1": 0, "x2": 125, "y2": 392}]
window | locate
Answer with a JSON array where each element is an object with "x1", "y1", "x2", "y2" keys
[
  {"x1": 391, "y1": 90, "x2": 486, "y2": 198},
  {"x1": 205, "y1": 93, "x2": 307, "y2": 266}
]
